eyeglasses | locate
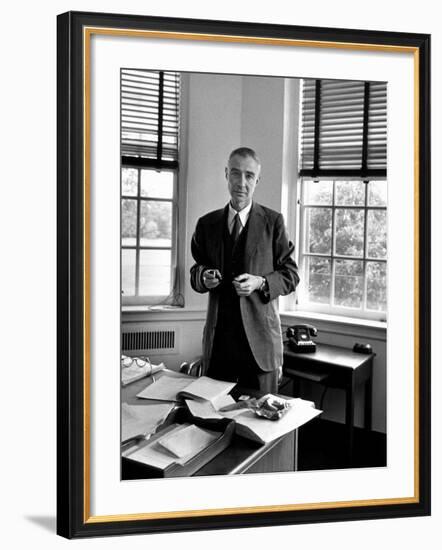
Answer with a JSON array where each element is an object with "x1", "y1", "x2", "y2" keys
[{"x1": 121, "y1": 355, "x2": 151, "y2": 370}]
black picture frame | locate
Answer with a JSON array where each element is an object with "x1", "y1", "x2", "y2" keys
[{"x1": 57, "y1": 10, "x2": 431, "y2": 539}]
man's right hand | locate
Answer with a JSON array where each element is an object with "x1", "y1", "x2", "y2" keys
[{"x1": 203, "y1": 268, "x2": 222, "y2": 289}]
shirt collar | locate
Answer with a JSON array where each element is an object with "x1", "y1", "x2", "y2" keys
[{"x1": 228, "y1": 201, "x2": 253, "y2": 228}]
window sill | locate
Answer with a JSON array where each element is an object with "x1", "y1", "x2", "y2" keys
[
  {"x1": 122, "y1": 304, "x2": 184, "y2": 313},
  {"x1": 122, "y1": 305, "x2": 206, "y2": 323}
]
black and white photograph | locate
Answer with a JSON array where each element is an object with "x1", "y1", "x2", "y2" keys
[{"x1": 120, "y1": 69, "x2": 388, "y2": 479}]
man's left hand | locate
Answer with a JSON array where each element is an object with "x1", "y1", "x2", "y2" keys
[{"x1": 232, "y1": 273, "x2": 263, "y2": 296}]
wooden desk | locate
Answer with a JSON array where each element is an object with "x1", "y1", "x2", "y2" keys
[
  {"x1": 282, "y1": 343, "x2": 374, "y2": 465},
  {"x1": 121, "y1": 371, "x2": 299, "y2": 478}
]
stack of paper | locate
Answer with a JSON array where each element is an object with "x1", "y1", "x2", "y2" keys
[
  {"x1": 136, "y1": 373, "x2": 236, "y2": 405},
  {"x1": 185, "y1": 396, "x2": 245, "y2": 420},
  {"x1": 136, "y1": 374, "x2": 194, "y2": 401},
  {"x1": 127, "y1": 423, "x2": 219, "y2": 470},
  {"x1": 178, "y1": 376, "x2": 236, "y2": 406},
  {"x1": 121, "y1": 402, "x2": 174, "y2": 443}
]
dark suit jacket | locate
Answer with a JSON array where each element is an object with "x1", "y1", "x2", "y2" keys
[{"x1": 190, "y1": 202, "x2": 299, "y2": 373}]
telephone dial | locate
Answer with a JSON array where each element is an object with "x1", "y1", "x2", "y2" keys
[{"x1": 286, "y1": 324, "x2": 318, "y2": 353}]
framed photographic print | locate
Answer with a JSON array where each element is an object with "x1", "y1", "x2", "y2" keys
[{"x1": 57, "y1": 10, "x2": 431, "y2": 538}]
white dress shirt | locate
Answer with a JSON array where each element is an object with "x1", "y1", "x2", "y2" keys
[{"x1": 227, "y1": 201, "x2": 252, "y2": 235}]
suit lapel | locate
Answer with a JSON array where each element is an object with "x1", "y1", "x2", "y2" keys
[{"x1": 244, "y1": 202, "x2": 267, "y2": 264}]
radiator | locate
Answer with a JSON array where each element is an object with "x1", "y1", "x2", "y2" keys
[{"x1": 122, "y1": 327, "x2": 178, "y2": 355}]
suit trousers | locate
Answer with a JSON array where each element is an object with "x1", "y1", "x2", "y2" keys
[{"x1": 207, "y1": 319, "x2": 278, "y2": 394}]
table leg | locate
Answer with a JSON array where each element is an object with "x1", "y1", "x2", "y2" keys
[
  {"x1": 294, "y1": 428, "x2": 299, "y2": 471},
  {"x1": 345, "y1": 376, "x2": 355, "y2": 465},
  {"x1": 364, "y1": 361, "x2": 373, "y2": 431}
]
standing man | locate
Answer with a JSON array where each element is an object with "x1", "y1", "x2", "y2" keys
[{"x1": 190, "y1": 147, "x2": 299, "y2": 393}]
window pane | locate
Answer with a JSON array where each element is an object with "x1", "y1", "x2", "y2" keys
[
  {"x1": 368, "y1": 181, "x2": 387, "y2": 206},
  {"x1": 304, "y1": 180, "x2": 333, "y2": 205},
  {"x1": 335, "y1": 208, "x2": 364, "y2": 257},
  {"x1": 305, "y1": 257, "x2": 331, "y2": 304},
  {"x1": 121, "y1": 249, "x2": 136, "y2": 296},
  {"x1": 367, "y1": 210, "x2": 387, "y2": 259},
  {"x1": 121, "y1": 199, "x2": 137, "y2": 246},
  {"x1": 334, "y1": 260, "x2": 364, "y2": 308},
  {"x1": 139, "y1": 201, "x2": 172, "y2": 247},
  {"x1": 139, "y1": 249, "x2": 171, "y2": 296},
  {"x1": 335, "y1": 181, "x2": 365, "y2": 206},
  {"x1": 141, "y1": 170, "x2": 174, "y2": 199},
  {"x1": 366, "y1": 261, "x2": 387, "y2": 311},
  {"x1": 305, "y1": 207, "x2": 332, "y2": 254},
  {"x1": 122, "y1": 168, "x2": 138, "y2": 196}
]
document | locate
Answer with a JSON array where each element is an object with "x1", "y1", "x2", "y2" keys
[
  {"x1": 121, "y1": 402, "x2": 174, "y2": 443},
  {"x1": 157, "y1": 424, "x2": 218, "y2": 459},
  {"x1": 135, "y1": 372, "x2": 236, "y2": 404},
  {"x1": 234, "y1": 400, "x2": 322, "y2": 444},
  {"x1": 185, "y1": 395, "x2": 245, "y2": 420},
  {"x1": 135, "y1": 374, "x2": 193, "y2": 402},
  {"x1": 178, "y1": 376, "x2": 236, "y2": 406},
  {"x1": 128, "y1": 425, "x2": 186, "y2": 469},
  {"x1": 127, "y1": 423, "x2": 219, "y2": 469}
]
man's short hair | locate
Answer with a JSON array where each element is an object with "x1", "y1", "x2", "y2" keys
[{"x1": 228, "y1": 147, "x2": 261, "y2": 167}]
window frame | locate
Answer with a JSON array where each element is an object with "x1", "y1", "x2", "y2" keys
[
  {"x1": 295, "y1": 177, "x2": 387, "y2": 322},
  {"x1": 120, "y1": 69, "x2": 182, "y2": 307},
  {"x1": 121, "y1": 165, "x2": 180, "y2": 306}
]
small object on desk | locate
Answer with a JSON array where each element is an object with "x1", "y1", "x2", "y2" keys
[
  {"x1": 353, "y1": 342, "x2": 373, "y2": 354},
  {"x1": 234, "y1": 399, "x2": 322, "y2": 444},
  {"x1": 286, "y1": 324, "x2": 317, "y2": 353},
  {"x1": 121, "y1": 355, "x2": 166, "y2": 386},
  {"x1": 254, "y1": 394, "x2": 292, "y2": 421}
]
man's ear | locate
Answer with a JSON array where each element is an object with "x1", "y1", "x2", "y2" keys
[{"x1": 225, "y1": 166, "x2": 229, "y2": 180}]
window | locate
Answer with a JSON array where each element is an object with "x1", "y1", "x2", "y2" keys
[
  {"x1": 297, "y1": 79, "x2": 387, "y2": 320},
  {"x1": 120, "y1": 69, "x2": 181, "y2": 305}
]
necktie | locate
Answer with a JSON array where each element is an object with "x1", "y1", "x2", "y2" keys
[{"x1": 231, "y1": 213, "x2": 242, "y2": 242}]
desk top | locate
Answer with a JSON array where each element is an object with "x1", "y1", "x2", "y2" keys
[
  {"x1": 121, "y1": 370, "x2": 313, "y2": 477},
  {"x1": 284, "y1": 342, "x2": 374, "y2": 370}
]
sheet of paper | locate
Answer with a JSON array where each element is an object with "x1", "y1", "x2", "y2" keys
[
  {"x1": 121, "y1": 362, "x2": 165, "y2": 386},
  {"x1": 185, "y1": 399, "x2": 222, "y2": 419},
  {"x1": 212, "y1": 394, "x2": 235, "y2": 410},
  {"x1": 185, "y1": 395, "x2": 252, "y2": 420},
  {"x1": 235, "y1": 402, "x2": 322, "y2": 444},
  {"x1": 180, "y1": 376, "x2": 236, "y2": 405},
  {"x1": 136, "y1": 374, "x2": 192, "y2": 401},
  {"x1": 128, "y1": 425, "x2": 185, "y2": 469},
  {"x1": 121, "y1": 402, "x2": 174, "y2": 442},
  {"x1": 158, "y1": 424, "x2": 218, "y2": 459}
]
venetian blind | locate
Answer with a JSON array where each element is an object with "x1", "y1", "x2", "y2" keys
[
  {"x1": 121, "y1": 69, "x2": 180, "y2": 165},
  {"x1": 299, "y1": 79, "x2": 387, "y2": 178}
]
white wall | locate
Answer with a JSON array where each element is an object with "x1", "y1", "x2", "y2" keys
[
  {"x1": 241, "y1": 76, "x2": 286, "y2": 210},
  {"x1": 184, "y1": 72, "x2": 243, "y2": 309},
  {"x1": 4, "y1": 1, "x2": 440, "y2": 549}
]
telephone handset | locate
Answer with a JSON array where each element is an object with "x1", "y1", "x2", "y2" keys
[{"x1": 286, "y1": 324, "x2": 318, "y2": 353}]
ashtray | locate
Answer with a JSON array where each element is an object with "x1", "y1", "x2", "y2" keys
[{"x1": 253, "y1": 394, "x2": 292, "y2": 421}]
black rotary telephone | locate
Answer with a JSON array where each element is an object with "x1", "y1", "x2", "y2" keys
[{"x1": 286, "y1": 324, "x2": 318, "y2": 353}]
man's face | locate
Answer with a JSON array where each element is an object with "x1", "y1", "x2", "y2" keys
[{"x1": 225, "y1": 154, "x2": 261, "y2": 211}]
